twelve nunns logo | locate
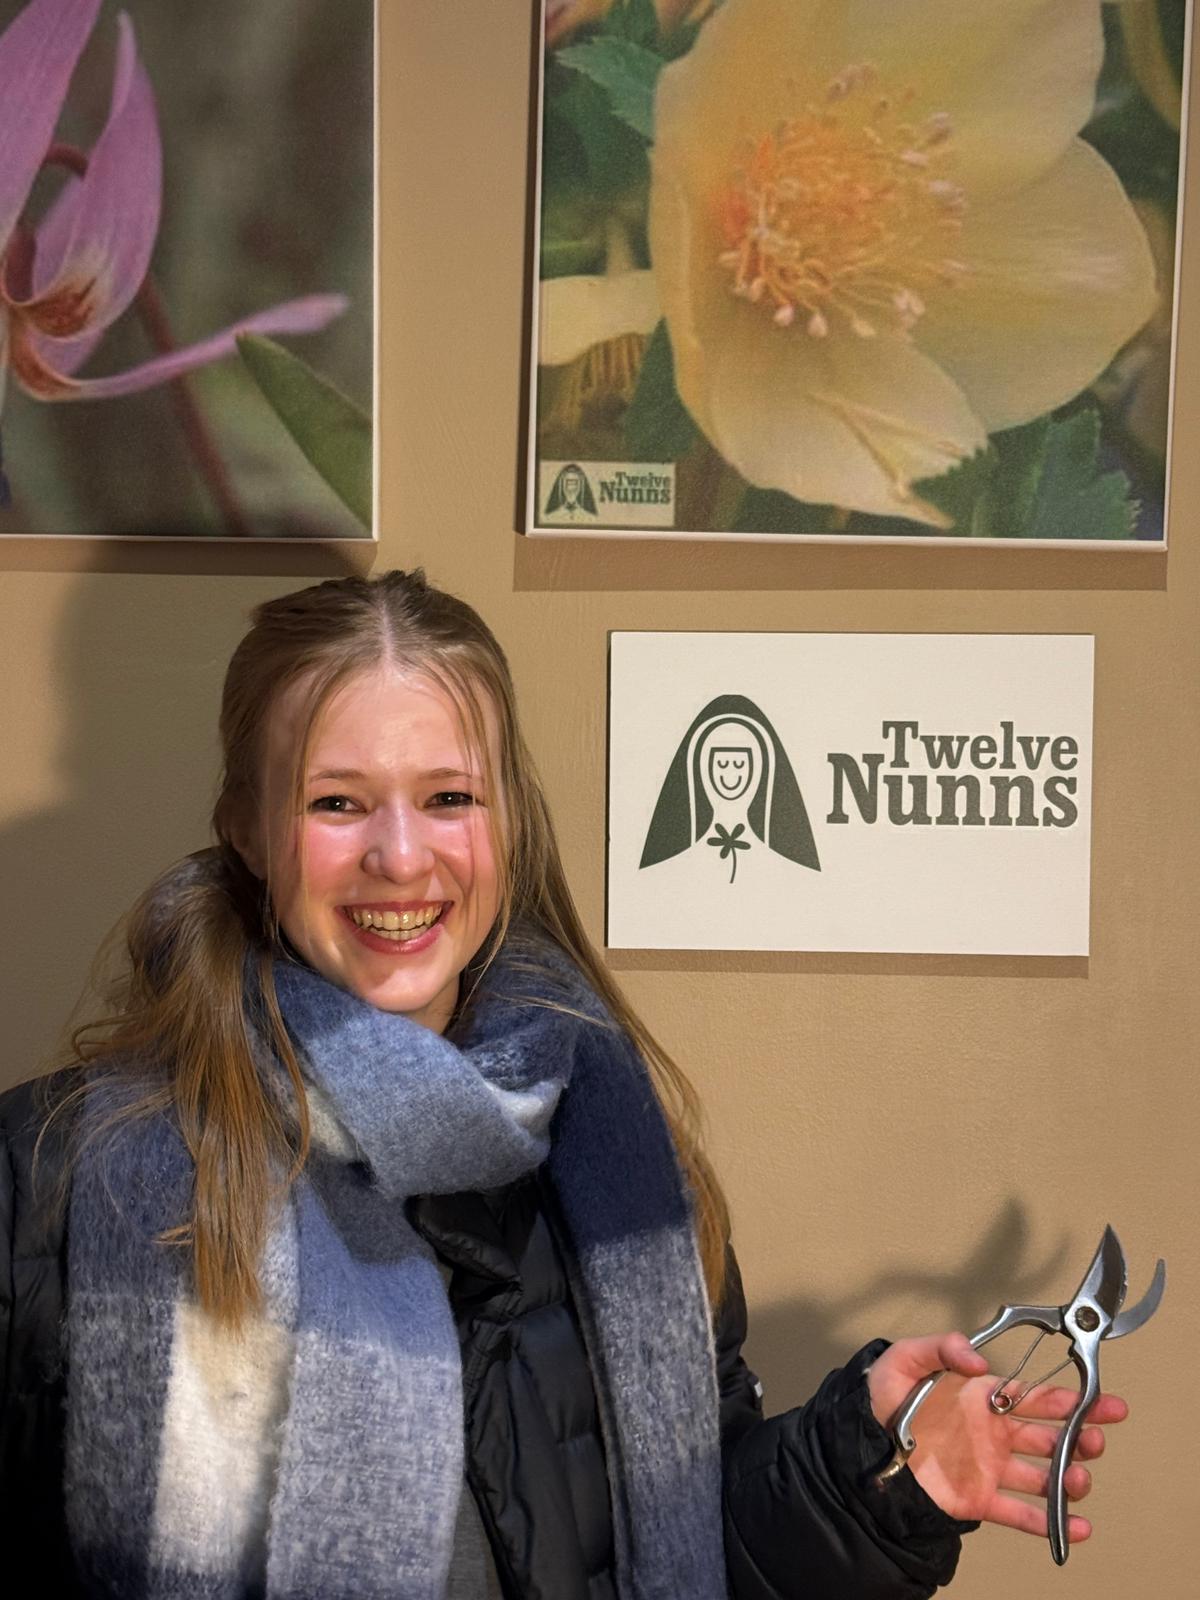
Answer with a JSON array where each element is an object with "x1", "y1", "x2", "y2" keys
[
  {"x1": 541, "y1": 460, "x2": 675, "y2": 527},
  {"x1": 641, "y1": 701, "x2": 1081, "y2": 884},
  {"x1": 827, "y1": 719, "x2": 1080, "y2": 828},
  {"x1": 640, "y1": 695, "x2": 821, "y2": 882}
]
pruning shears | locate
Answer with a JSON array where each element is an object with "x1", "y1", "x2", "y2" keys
[{"x1": 878, "y1": 1225, "x2": 1165, "y2": 1565}]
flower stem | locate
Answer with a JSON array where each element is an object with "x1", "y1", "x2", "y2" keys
[
  {"x1": 42, "y1": 143, "x2": 254, "y2": 538},
  {"x1": 134, "y1": 276, "x2": 254, "y2": 538}
]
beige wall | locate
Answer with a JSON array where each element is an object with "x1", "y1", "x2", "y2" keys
[{"x1": 2, "y1": 3, "x2": 1194, "y2": 1594}]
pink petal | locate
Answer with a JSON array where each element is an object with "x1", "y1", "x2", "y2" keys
[
  {"x1": 26, "y1": 293, "x2": 349, "y2": 400},
  {"x1": 36, "y1": 317, "x2": 105, "y2": 377},
  {"x1": 28, "y1": 13, "x2": 161, "y2": 334},
  {"x1": 0, "y1": 0, "x2": 101, "y2": 258}
]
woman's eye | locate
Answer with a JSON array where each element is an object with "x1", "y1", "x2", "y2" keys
[
  {"x1": 429, "y1": 791, "x2": 481, "y2": 809},
  {"x1": 308, "y1": 794, "x2": 357, "y2": 814}
]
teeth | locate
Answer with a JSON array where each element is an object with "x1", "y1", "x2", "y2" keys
[{"x1": 347, "y1": 904, "x2": 442, "y2": 936}]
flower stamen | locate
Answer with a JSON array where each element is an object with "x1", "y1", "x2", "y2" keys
[
  {"x1": 542, "y1": 330, "x2": 647, "y2": 434},
  {"x1": 716, "y1": 63, "x2": 968, "y2": 339}
]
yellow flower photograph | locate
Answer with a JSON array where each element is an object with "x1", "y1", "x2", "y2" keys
[{"x1": 528, "y1": 0, "x2": 1188, "y2": 543}]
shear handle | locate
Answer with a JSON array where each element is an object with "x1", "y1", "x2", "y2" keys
[
  {"x1": 878, "y1": 1302, "x2": 1063, "y2": 1481},
  {"x1": 1046, "y1": 1327, "x2": 1102, "y2": 1566}
]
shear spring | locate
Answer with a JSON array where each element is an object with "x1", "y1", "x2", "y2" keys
[{"x1": 988, "y1": 1329, "x2": 1071, "y2": 1414}]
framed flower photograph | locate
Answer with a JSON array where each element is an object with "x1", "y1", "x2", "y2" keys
[
  {"x1": 0, "y1": 0, "x2": 374, "y2": 542},
  {"x1": 527, "y1": 0, "x2": 1191, "y2": 546}
]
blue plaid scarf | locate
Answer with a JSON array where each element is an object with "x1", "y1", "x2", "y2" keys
[{"x1": 65, "y1": 938, "x2": 726, "y2": 1599}]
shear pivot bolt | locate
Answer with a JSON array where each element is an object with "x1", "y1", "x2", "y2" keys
[{"x1": 1074, "y1": 1307, "x2": 1100, "y2": 1332}]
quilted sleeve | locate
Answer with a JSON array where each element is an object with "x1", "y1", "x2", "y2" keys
[{"x1": 716, "y1": 1255, "x2": 975, "y2": 1600}]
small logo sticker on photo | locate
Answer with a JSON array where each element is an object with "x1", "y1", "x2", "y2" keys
[{"x1": 539, "y1": 461, "x2": 676, "y2": 528}]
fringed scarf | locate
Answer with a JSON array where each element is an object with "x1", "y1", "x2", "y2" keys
[{"x1": 65, "y1": 938, "x2": 726, "y2": 1599}]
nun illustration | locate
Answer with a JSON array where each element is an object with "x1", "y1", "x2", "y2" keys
[
  {"x1": 640, "y1": 696, "x2": 820, "y2": 883},
  {"x1": 543, "y1": 462, "x2": 598, "y2": 517}
]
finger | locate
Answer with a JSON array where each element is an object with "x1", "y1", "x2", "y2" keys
[
  {"x1": 890, "y1": 1332, "x2": 990, "y2": 1382},
  {"x1": 1011, "y1": 1385, "x2": 1129, "y2": 1426},
  {"x1": 1008, "y1": 1420, "x2": 1108, "y2": 1461},
  {"x1": 983, "y1": 1495, "x2": 1093, "y2": 1543},
  {"x1": 937, "y1": 1331, "x2": 991, "y2": 1378},
  {"x1": 998, "y1": 1457, "x2": 1093, "y2": 1502}
]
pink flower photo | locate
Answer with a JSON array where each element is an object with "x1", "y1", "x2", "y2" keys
[{"x1": 0, "y1": 0, "x2": 373, "y2": 539}]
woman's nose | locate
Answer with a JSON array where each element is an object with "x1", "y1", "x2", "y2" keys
[{"x1": 360, "y1": 804, "x2": 435, "y2": 882}]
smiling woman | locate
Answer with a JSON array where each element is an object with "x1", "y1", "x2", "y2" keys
[
  {"x1": 240, "y1": 667, "x2": 501, "y2": 1031},
  {"x1": 0, "y1": 571, "x2": 1131, "y2": 1599}
]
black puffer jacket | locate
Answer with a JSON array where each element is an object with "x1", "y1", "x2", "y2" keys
[{"x1": 0, "y1": 1076, "x2": 973, "y2": 1597}]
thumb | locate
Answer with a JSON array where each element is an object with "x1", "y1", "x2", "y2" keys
[
  {"x1": 868, "y1": 1333, "x2": 989, "y2": 1425},
  {"x1": 896, "y1": 1331, "x2": 990, "y2": 1382}
]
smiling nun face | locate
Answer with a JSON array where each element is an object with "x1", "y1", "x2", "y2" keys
[
  {"x1": 698, "y1": 721, "x2": 760, "y2": 813},
  {"x1": 708, "y1": 745, "x2": 753, "y2": 801}
]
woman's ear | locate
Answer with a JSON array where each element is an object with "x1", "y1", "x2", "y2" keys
[{"x1": 228, "y1": 810, "x2": 267, "y2": 882}]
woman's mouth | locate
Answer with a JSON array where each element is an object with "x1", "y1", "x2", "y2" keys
[{"x1": 341, "y1": 902, "x2": 447, "y2": 953}]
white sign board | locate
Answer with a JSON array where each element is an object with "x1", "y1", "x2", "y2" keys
[{"x1": 608, "y1": 634, "x2": 1094, "y2": 956}]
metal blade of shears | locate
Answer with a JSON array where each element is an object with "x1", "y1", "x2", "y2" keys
[
  {"x1": 1072, "y1": 1224, "x2": 1128, "y2": 1325},
  {"x1": 1108, "y1": 1258, "x2": 1166, "y2": 1339}
]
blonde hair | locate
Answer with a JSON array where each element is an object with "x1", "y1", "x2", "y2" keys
[{"x1": 59, "y1": 571, "x2": 728, "y2": 1323}]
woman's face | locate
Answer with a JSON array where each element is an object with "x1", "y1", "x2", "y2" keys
[{"x1": 244, "y1": 665, "x2": 502, "y2": 1033}]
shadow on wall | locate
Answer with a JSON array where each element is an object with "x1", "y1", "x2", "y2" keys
[
  {"x1": 0, "y1": 540, "x2": 359, "y2": 1089},
  {"x1": 742, "y1": 1200, "x2": 1073, "y2": 1409}
]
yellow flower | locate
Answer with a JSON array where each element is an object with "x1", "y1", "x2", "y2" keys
[{"x1": 647, "y1": 0, "x2": 1159, "y2": 524}]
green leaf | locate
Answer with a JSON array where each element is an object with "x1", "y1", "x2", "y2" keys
[
  {"x1": 539, "y1": 189, "x2": 606, "y2": 279},
  {"x1": 600, "y1": 0, "x2": 660, "y2": 48},
  {"x1": 552, "y1": 68, "x2": 650, "y2": 198},
  {"x1": 988, "y1": 418, "x2": 1051, "y2": 533},
  {"x1": 730, "y1": 488, "x2": 837, "y2": 536},
  {"x1": 557, "y1": 38, "x2": 663, "y2": 141},
  {"x1": 237, "y1": 335, "x2": 372, "y2": 529},
  {"x1": 913, "y1": 409, "x2": 1136, "y2": 540},
  {"x1": 624, "y1": 321, "x2": 699, "y2": 459},
  {"x1": 1023, "y1": 410, "x2": 1137, "y2": 540},
  {"x1": 916, "y1": 444, "x2": 1000, "y2": 535}
]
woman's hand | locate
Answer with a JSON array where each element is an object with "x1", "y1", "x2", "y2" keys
[{"x1": 866, "y1": 1334, "x2": 1128, "y2": 1543}]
